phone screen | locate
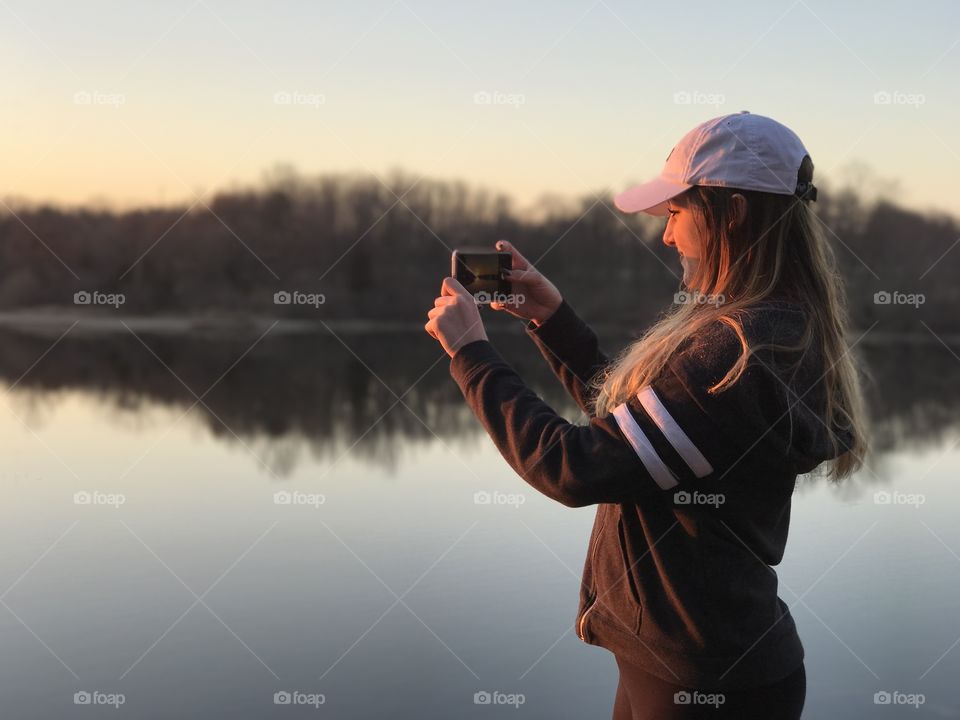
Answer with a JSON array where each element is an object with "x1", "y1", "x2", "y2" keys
[{"x1": 452, "y1": 250, "x2": 512, "y2": 303}]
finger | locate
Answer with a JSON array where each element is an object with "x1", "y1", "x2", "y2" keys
[
  {"x1": 504, "y1": 268, "x2": 539, "y2": 284},
  {"x1": 427, "y1": 306, "x2": 444, "y2": 319},
  {"x1": 441, "y1": 276, "x2": 470, "y2": 297},
  {"x1": 490, "y1": 299, "x2": 521, "y2": 315},
  {"x1": 424, "y1": 320, "x2": 438, "y2": 340},
  {"x1": 434, "y1": 295, "x2": 456, "y2": 307},
  {"x1": 496, "y1": 239, "x2": 530, "y2": 271}
]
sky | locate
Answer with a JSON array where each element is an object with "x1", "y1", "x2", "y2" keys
[{"x1": 1, "y1": 0, "x2": 958, "y2": 217}]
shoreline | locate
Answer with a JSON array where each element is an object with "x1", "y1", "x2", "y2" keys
[{"x1": 0, "y1": 309, "x2": 950, "y2": 343}]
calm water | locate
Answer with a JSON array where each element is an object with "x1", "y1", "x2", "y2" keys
[{"x1": 1, "y1": 324, "x2": 959, "y2": 718}]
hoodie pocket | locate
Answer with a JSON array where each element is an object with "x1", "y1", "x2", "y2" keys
[{"x1": 590, "y1": 510, "x2": 643, "y2": 636}]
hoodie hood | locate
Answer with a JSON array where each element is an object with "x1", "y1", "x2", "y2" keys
[{"x1": 670, "y1": 301, "x2": 851, "y2": 476}]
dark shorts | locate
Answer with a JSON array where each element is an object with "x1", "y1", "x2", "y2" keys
[{"x1": 612, "y1": 656, "x2": 806, "y2": 720}]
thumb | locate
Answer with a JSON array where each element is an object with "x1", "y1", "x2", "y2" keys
[{"x1": 442, "y1": 276, "x2": 471, "y2": 297}]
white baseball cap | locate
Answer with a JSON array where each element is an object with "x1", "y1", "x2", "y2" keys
[{"x1": 614, "y1": 110, "x2": 817, "y2": 216}]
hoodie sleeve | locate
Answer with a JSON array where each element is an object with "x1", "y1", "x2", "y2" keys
[
  {"x1": 448, "y1": 338, "x2": 676, "y2": 507},
  {"x1": 522, "y1": 299, "x2": 612, "y2": 417},
  {"x1": 448, "y1": 306, "x2": 844, "y2": 508}
]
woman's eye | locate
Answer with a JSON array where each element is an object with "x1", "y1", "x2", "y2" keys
[{"x1": 667, "y1": 210, "x2": 679, "y2": 216}]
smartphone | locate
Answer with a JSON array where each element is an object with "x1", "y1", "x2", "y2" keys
[{"x1": 451, "y1": 249, "x2": 512, "y2": 304}]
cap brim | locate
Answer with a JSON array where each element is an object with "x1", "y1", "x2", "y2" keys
[{"x1": 613, "y1": 176, "x2": 692, "y2": 216}]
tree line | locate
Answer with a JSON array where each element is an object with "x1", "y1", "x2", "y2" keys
[{"x1": 1, "y1": 166, "x2": 957, "y2": 331}]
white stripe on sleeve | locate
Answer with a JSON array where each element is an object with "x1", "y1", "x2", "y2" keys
[
  {"x1": 612, "y1": 402, "x2": 679, "y2": 490},
  {"x1": 637, "y1": 386, "x2": 714, "y2": 478}
]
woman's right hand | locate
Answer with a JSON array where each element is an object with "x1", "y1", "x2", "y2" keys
[{"x1": 491, "y1": 240, "x2": 562, "y2": 327}]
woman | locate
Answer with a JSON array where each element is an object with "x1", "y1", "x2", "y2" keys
[{"x1": 423, "y1": 111, "x2": 867, "y2": 719}]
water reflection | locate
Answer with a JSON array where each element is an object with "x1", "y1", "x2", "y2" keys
[
  {"x1": 0, "y1": 323, "x2": 957, "y2": 477},
  {"x1": 2, "y1": 322, "x2": 959, "y2": 718}
]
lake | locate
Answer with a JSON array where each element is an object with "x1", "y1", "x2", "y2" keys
[{"x1": 1, "y1": 322, "x2": 958, "y2": 718}]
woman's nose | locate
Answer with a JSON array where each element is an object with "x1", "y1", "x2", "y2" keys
[{"x1": 662, "y1": 230, "x2": 675, "y2": 248}]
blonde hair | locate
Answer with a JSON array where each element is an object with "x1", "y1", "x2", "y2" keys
[{"x1": 591, "y1": 171, "x2": 868, "y2": 481}]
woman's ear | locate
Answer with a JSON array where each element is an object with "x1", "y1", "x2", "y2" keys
[{"x1": 728, "y1": 193, "x2": 748, "y2": 231}]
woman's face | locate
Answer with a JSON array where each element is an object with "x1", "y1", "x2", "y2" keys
[{"x1": 662, "y1": 199, "x2": 705, "y2": 288}]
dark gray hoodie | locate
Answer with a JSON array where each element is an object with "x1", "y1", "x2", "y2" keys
[{"x1": 448, "y1": 297, "x2": 850, "y2": 691}]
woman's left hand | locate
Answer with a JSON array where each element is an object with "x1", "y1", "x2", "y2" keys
[{"x1": 424, "y1": 277, "x2": 488, "y2": 358}]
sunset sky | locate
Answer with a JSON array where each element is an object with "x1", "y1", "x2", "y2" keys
[{"x1": 1, "y1": 0, "x2": 957, "y2": 216}]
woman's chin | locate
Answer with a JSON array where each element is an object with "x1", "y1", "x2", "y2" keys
[{"x1": 680, "y1": 257, "x2": 700, "y2": 290}]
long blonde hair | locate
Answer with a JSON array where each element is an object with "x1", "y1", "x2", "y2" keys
[{"x1": 591, "y1": 167, "x2": 868, "y2": 480}]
